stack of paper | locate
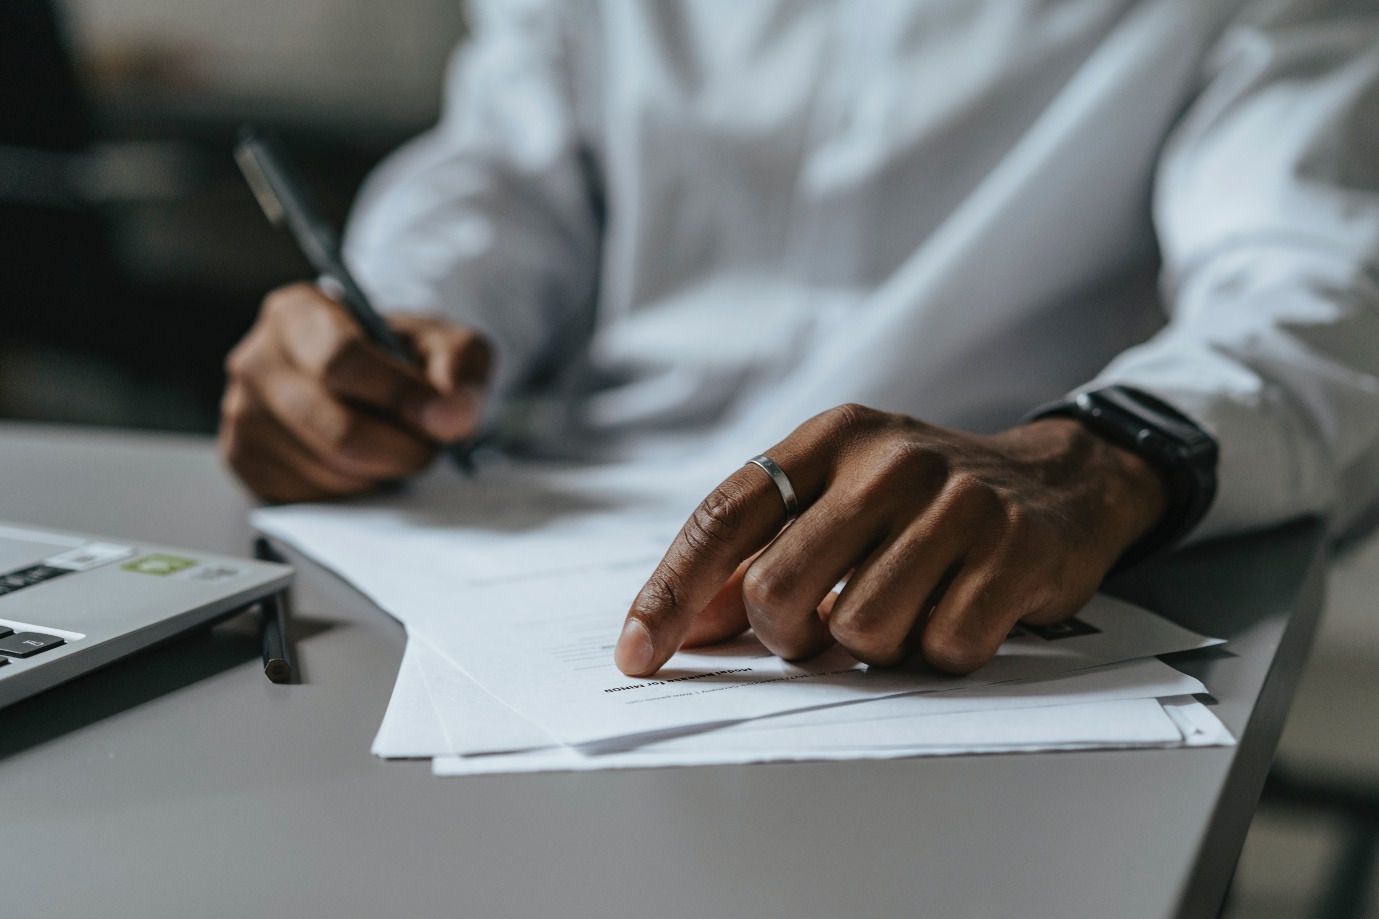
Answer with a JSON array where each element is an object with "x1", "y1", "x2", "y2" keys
[{"x1": 254, "y1": 459, "x2": 1233, "y2": 776}]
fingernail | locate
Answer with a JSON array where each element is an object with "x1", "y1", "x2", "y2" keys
[
  {"x1": 615, "y1": 619, "x2": 657, "y2": 676},
  {"x1": 419, "y1": 393, "x2": 475, "y2": 441}
]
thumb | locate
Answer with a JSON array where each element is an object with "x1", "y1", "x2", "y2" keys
[{"x1": 392, "y1": 316, "x2": 493, "y2": 442}]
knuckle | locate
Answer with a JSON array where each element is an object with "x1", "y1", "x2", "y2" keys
[
  {"x1": 682, "y1": 483, "x2": 752, "y2": 554},
  {"x1": 1003, "y1": 502, "x2": 1032, "y2": 532},
  {"x1": 259, "y1": 290, "x2": 287, "y2": 319},
  {"x1": 224, "y1": 332, "x2": 266, "y2": 379},
  {"x1": 261, "y1": 285, "x2": 307, "y2": 320},
  {"x1": 224, "y1": 342, "x2": 248, "y2": 377},
  {"x1": 820, "y1": 402, "x2": 884, "y2": 436},
  {"x1": 948, "y1": 473, "x2": 1002, "y2": 517},
  {"x1": 740, "y1": 564, "x2": 796, "y2": 614},
  {"x1": 830, "y1": 614, "x2": 902, "y2": 666},
  {"x1": 871, "y1": 438, "x2": 941, "y2": 484},
  {"x1": 921, "y1": 628, "x2": 988, "y2": 675},
  {"x1": 1002, "y1": 503, "x2": 1049, "y2": 543}
]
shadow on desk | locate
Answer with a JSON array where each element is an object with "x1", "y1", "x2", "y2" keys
[
  {"x1": 0, "y1": 610, "x2": 333, "y2": 762},
  {"x1": 1105, "y1": 517, "x2": 1323, "y2": 641}
]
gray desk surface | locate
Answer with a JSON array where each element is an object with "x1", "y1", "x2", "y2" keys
[{"x1": 0, "y1": 422, "x2": 1326, "y2": 919}]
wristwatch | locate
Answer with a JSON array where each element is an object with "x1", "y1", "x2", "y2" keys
[{"x1": 1026, "y1": 385, "x2": 1219, "y2": 570}]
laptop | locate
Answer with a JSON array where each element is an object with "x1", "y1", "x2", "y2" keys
[{"x1": 0, "y1": 520, "x2": 292, "y2": 708}]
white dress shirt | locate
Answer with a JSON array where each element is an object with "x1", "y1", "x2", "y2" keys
[{"x1": 344, "y1": 0, "x2": 1379, "y2": 543}]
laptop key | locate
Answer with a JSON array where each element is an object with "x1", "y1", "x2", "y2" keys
[
  {"x1": 0, "y1": 632, "x2": 64, "y2": 658},
  {"x1": 0, "y1": 626, "x2": 12, "y2": 639}
]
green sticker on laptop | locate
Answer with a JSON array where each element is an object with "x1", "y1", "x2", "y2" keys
[{"x1": 122, "y1": 554, "x2": 197, "y2": 576}]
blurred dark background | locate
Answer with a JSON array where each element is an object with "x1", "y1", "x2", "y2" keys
[
  {"x1": 2, "y1": 3, "x2": 1378, "y2": 915},
  {"x1": 0, "y1": 0, "x2": 465, "y2": 433}
]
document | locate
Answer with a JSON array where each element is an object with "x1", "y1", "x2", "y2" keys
[
  {"x1": 1161, "y1": 695, "x2": 1236, "y2": 747},
  {"x1": 371, "y1": 641, "x2": 449, "y2": 759},
  {"x1": 430, "y1": 699, "x2": 1192, "y2": 775},
  {"x1": 369, "y1": 633, "x2": 1228, "y2": 776},
  {"x1": 373, "y1": 637, "x2": 1212, "y2": 761},
  {"x1": 402, "y1": 564, "x2": 1220, "y2": 746},
  {"x1": 410, "y1": 634, "x2": 551, "y2": 755},
  {"x1": 255, "y1": 460, "x2": 706, "y2": 594},
  {"x1": 257, "y1": 459, "x2": 1225, "y2": 753}
]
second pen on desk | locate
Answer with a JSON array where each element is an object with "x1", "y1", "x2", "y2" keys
[
  {"x1": 233, "y1": 125, "x2": 478, "y2": 476},
  {"x1": 255, "y1": 536, "x2": 295, "y2": 684}
]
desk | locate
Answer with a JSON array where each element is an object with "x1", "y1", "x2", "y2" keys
[{"x1": 0, "y1": 422, "x2": 1326, "y2": 919}]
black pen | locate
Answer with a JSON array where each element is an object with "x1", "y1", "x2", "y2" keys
[
  {"x1": 234, "y1": 125, "x2": 478, "y2": 476},
  {"x1": 254, "y1": 536, "x2": 295, "y2": 684}
]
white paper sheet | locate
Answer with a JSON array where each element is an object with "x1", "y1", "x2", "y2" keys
[
  {"x1": 648, "y1": 658, "x2": 1210, "y2": 751},
  {"x1": 1160, "y1": 695, "x2": 1235, "y2": 747},
  {"x1": 370, "y1": 642, "x2": 448, "y2": 759},
  {"x1": 374, "y1": 637, "x2": 1211, "y2": 761},
  {"x1": 410, "y1": 635, "x2": 551, "y2": 755},
  {"x1": 430, "y1": 698, "x2": 1190, "y2": 775},
  {"x1": 408, "y1": 568, "x2": 1219, "y2": 746},
  {"x1": 254, "y1": 460, "x2": 706, "y2": 592}
]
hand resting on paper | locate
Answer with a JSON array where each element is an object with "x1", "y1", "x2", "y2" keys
[
  {"x1": 615, "y1": 405, "x2": 1166, "y2": 677},
  {"x1": 219, "y1": 283, "x2": 492, "y2": 503}
]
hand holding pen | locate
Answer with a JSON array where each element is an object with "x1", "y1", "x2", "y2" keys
[{"x1": 220, "y1": 128, "x2": 491, "y2": 504}]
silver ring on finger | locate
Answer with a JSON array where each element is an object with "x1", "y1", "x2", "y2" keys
[{"x1": 746, "y1": 454, "x2": 799, "y2": 523}]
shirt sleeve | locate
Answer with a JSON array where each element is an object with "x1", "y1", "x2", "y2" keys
[
  {"x1": 1085, "y1": 0, "x2": 1379, "y2": 542},
  {"x1": 341, "y1": 0, "x2": 601, "y2": 406}
]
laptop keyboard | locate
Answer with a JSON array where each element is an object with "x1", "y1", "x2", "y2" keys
[
  {"x1": 0, "y1": 565, "x2": 71, "y2": 595},
  {"x1": 0, "y1": 563, "x2": 74, "y2": 669},
  {"x1": 0, "y1": 630, "x2": 65, "y2": 660}
]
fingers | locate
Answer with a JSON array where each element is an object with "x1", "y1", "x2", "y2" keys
[
  {"x1": 917, "y1": 549, "x2": 1026, "y2": 675},
  {"x1": 741, "y1": 489, "x2": 889, "y2": 661},
  {"x1": 219, "y1": 382, "x2": 374, "y2": 503},
  {"x1": 392, "y1": 314, "x2": 493, "y2": 391},
  {"x1": 679, "y1": 558, "x2": 752, "y2": 648},
  {"x1": 393, "y1": 314, "x2": 493, "y2": 441},
  {"x1": 236, "y1": 335, "x2": 437, "y2": 481},
  {"x1": 617, "y1": 433, "x2": 834, "y2": 676},
  {"x1": 616, "y1": 467, "x2": 795, "y2": 676},
  {"x1": 267, "y1": 286, "x2": 477, "y2": 443},
  {"x1": 824, "y1": 490, "x2": 980, "y2": 666},
  {"x1": 918, "y1": 530, "x2": 1094, "y2": 676},
  {"x1": 220, "y1": 282, "x2": 498, "y2": 504},
  {"x1": 616, "y1": 401, "x2": 1121, "y2": 678}
]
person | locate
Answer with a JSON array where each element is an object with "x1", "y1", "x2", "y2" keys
[{"x1": 220, "y1": 0, "x2": 1379, "y2": 679}]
